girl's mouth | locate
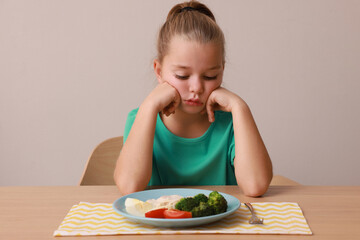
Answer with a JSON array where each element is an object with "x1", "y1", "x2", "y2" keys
[{"x1": 184, "y1": 99, "x2": 203, "y2": 106}]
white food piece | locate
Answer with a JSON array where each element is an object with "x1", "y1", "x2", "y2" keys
[
  {"x1": 125, "y1": 198, "x2": 153, "y2": 217},
  {"x1": 146, "y1": 195, "x2": 183, "y2": 210}
]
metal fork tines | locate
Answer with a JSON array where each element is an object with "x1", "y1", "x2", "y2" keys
[{"x1": 244, "y1": 203, "x2": 264, "y2": 224}]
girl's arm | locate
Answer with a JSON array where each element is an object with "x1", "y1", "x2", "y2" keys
[
  {"x1": 114, "y1": 83, "x2": 180, "y2": 195},
  {"x1": 205, "y1": 87, "x2": 273, "y2": 197},
  {"x1": 231, "y1": 102, "x2": 273, "y2": 197}
]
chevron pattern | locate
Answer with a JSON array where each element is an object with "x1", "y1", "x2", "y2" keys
[{"x1": 54, "y1": 202, "x2": 312, "y2": 236}]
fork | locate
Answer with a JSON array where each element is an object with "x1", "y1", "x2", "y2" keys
[{"x1": 244, "y1": 203, "x2": 264, "y2": 224}]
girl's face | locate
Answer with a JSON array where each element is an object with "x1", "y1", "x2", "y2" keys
[{"x1": 155, "y1": 35, "x2": 224, "y2": 115}]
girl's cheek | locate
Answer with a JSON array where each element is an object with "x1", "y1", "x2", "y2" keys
[
  {"x1": 165, "y1": 81, "x2": 184, "y2": 101},
  {"x1": 169, "y1": 81, "x2": 184, "y2": 93}
]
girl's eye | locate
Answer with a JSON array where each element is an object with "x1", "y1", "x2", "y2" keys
[
  {"x1": 203, "y1": 75, "x2": 218, "y2": 80},
  {"x1": 175, "y1": 75, "x2": 189, "y2": 80},
  {"x1": 174, "y1": 75, "x2": 218, "y2": 80}
]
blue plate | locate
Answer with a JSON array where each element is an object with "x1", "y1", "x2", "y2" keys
[{"x1": 113, "y1": 188, "x2": 240, "y2": 228}]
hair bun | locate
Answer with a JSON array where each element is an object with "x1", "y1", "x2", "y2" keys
[
  {"x1": 157, "y1": 0, "x2": 225, "y2": 64},
  {"x1": 167, "y1": 0, "x2": 216, "y2": 22}
]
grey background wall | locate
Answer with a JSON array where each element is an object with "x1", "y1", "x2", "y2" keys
[{"x1": 1, "y1": 0, "x2": 359, "y2": 186}]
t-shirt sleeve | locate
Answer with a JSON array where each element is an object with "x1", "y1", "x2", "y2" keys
[
  {"x1": 123, "y1": 108, "x2": 139, "y2": 144},
  {"x1": 228, "y1": 122, "x2": 236, "y2": 167}
]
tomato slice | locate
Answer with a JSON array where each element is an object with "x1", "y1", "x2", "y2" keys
[
  {"x1": 145, "y1": 208, "x2": 167, "y2": 218},
  {"x1": 164, "y1": 209, "x2": 192, "y2": 219}
]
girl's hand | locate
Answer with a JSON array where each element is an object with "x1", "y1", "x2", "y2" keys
[
  {"x1": 144, "y1": 82, "x2": 181, "y2": 116},
  {"x1": 204, "y1": 87, "x2": 247, "y2": 122}
]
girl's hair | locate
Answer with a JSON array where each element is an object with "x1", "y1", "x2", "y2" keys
[{"x1": 157, "y1": 0, "x2": 225, "y2": 64}]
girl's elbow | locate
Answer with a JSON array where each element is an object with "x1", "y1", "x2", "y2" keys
[
  {"x1": 240, "y1": 181, "x2": 270, "y2": 197},
  {"x1": 115, "y1": 179, "x2": 140, "y2": 196},
  {"x1": 243, "y1": 186, "x2": 267, "y2": 197},
  {"x1": 117, "y1": 185, "x2": 138, "y2": 196},
  {"x1": 114, "y1": 173, "x2": 146, "y2": 196}
]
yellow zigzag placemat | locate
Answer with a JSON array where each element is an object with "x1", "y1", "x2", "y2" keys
[{"x1": 54, "y1": 202, "x2": 312, "y2": 236}]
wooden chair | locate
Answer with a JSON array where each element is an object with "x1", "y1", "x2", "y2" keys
[
  {"x1": 80, "y1": 136, "x2": 300, "y2": 186},
  {"x1": 270, "y1": 175, "x2": 300, "y2": 186},
  {"x1": 79, "y1": 136, "x2": 123, "y2": 185}
]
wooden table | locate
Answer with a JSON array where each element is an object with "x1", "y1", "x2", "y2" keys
[{"x1": 1, "y1": 185, "x2": 359, "y2": 239}]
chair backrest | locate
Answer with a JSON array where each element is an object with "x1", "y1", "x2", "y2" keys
[
  {"x1": 271, "y1": 175, "x2": 300, "y2": 186},
  {"x1": 79, "y1": 136, "x2": 123, "y2": 185}
]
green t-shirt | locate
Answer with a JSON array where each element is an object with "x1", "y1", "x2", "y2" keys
[{"x1": 123, "y1": 108, "x2": 237, "y2": 186}]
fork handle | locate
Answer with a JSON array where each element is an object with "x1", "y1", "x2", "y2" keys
[{"x1": 244, "y1": 203, "x2": 254, "y2": 212}]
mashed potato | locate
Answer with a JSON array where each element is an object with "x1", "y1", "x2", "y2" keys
[
  {"x1": 146, "y1": 195, "x2": 183, "y2": 210},
  {"x1": 125, "y1": 195, "x2": 183, "y2": 217}
]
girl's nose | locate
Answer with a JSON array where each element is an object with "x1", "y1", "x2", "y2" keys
[{"x1": 189, "y1": 76, "x2": 203, "y2": 94}]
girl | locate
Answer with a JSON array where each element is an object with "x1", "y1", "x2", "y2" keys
[{"x1": 114, "y1": 0, "x2": 272, "y2": 197}]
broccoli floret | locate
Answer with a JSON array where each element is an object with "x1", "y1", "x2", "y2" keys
[
  {"x1": 208, "y1": 191, "x2": 228, "y2": 214},
  {"x1": 193, "y1": 193, "x2": 208, "y2": 205},
  {"x1": 175, "y1": 191, "x2": 228, "y2": 217},
  {"x1": 191, "y1": 202, "x2": 215, "y2": 218},
  {"x1": 175, "y1": 197, "x2": 198, "y2": 212}
]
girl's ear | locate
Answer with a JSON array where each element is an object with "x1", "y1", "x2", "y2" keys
[{"x1": 153, "y1": 59, "x2": 163, "y2": 83}]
